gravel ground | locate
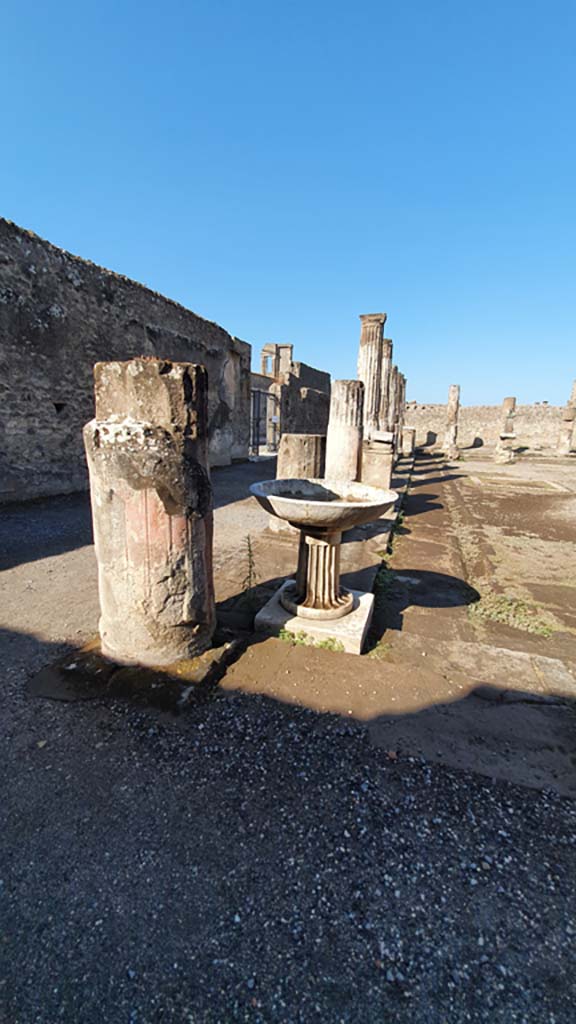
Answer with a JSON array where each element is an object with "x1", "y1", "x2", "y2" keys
[
  {"x1": 1, "y1": 466, "x2": 575, "y2": 1022},
  {"x1": 1, "y1": 671, "x2": 575, "y2": 1023}
]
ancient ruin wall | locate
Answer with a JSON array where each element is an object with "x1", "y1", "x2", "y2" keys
[
  {"x1": 289, "y1": 362, "x2": 331, "y2": 394},
  {"x1": 406, "y1": 402, "x2": 565, "y2": 450},
  {"x1": 0, "y1": 220, "x2": 251, "y2": 502},
  {"x1": 271, "y1": 378, "x2": 330, "y2": 437}
]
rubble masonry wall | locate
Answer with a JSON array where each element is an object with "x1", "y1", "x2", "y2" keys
[
  {"x1": 407, "y1": 402, "x2": 565, "y2": 451},
  {"x1": 0, "y1": 219, "x2": 251, "y2": 502}
]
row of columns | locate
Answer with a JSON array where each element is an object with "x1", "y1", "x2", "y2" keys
[
  {"x1": 441, "y1": 383, "x2": 576, "y2": 462},
  {"x1": 323, "y1": 314, "x2": 410, "y2": 488},
  {"x1": 277, "y1": 313, "x2": 411, "y2": 491}
]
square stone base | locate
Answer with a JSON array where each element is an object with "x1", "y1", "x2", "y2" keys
[{"x1": 254, "y1": 582, "x2": 374, "y2": 655}]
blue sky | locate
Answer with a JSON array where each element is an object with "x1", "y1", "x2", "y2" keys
[{"x1": 1, "y1": 0, "x2": 574, "y2": 404}]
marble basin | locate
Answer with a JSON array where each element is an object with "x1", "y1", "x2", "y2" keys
[{"x1": 250, "y1": 478, "x2": 398, "y2": 532}]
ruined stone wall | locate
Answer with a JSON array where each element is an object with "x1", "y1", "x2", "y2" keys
[
  {"x1": 250, "y1": 371, "x2": 272, "y2": 391},
  {"x1": 289, "y1": 361, "x2": 331, "y2": 394},
  {"x1": 271, "y1": 378, "x2": 330, "y2": 437},
  {"x1": 406, "y1": 402, "x2": 565, "y2": 451},
  {"x1": 0, "y1": 219, "x2": 251, "y2": 502}
]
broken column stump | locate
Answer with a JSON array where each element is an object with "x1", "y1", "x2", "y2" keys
[
  {"x1": 270, "y1": 432, "x2": 327, "y2": 534},
  {"x1": 495, "y1": 396, "x2": 517, "y2": 464},
  {"x1": 401, "y1": 426, "x2": 416, "y2": 457},
  {"x1": 325, "y1": 380, "x2": 364, "y2": 482},
  {"x1": 360, "y1": 433, "x2": 394, "y2": 490},
  {"x1": 443, "y1": 384, "x2": 460, "y2": 459},
  {"x1": 276, "y1": 432, "x2": 326, "y2": 479},
  {"x1": 557, "y1": 405, "x2": 575, "y2": 456},
  {"x1": 83, "y1": 358, "x2": 215, "y2": 666}
]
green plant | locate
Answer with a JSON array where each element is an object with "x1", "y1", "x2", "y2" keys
[
  {"x1": 367, "y1": 640, "x2": 392, "y2": 660},
  {"x1": 278, "y1": 628, "x2": 344, "y2": 652},
  {"x1": 314, "y1": 637, "x2": 345, "y2": 652},
  {"x1": 373, "y1": 561, "x2": 395, "y2": 601},
  {"x1": 468, "y1": 590, "x2": 555, "y2": 638},
  {"x1": 240, "y1": 535, "x2": 260, "y2": 607}
]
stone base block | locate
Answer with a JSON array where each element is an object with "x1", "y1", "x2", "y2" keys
[{"x1": 254, "y1": 581, "x2": 374, "y2": 655}]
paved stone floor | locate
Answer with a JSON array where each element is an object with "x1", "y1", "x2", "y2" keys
[{"x1": 1, "y1": 454, "x2": 575, "y2": 1022}]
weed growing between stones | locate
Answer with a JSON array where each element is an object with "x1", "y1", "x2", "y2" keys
[
  {"x1": 367, "y1": 639, "x2": 392, "y2": 660},
  {"x1": 278, "y1": 628, "x2": 345, "y2": 652},
  {"x1": 468, "y1": 590, "x2": 555, "y2": 638},
  {"x1": 240, "y1": 535, "x2": 260, "y2": 610}
]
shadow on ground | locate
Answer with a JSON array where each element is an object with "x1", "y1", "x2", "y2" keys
[
  {"x1": 0, "y1": 460, "x2": 276, "y2": 571},
  {"x1": 2, "y1": 602, "x2": 575, "y2": 1022}
]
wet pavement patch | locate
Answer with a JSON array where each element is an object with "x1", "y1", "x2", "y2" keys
[{"x1": 27, "y1": 638, "x2": 242, "y2": 711}]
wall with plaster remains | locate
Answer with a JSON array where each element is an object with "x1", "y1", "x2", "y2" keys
[
  {"x1": 406, "y1": 402, "x2": 566, "y2": 451},
  {"x1": 0, "y1": 219, "x2": 251, "y2": 502}
]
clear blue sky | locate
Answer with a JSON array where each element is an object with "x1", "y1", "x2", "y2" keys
[{"x1": 1, "y1": 0, "x2": 574, "y2": 404}]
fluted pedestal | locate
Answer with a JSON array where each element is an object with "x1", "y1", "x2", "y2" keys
[{"x1": 280, "y1": 528, "x2": 354, "y2": 620}]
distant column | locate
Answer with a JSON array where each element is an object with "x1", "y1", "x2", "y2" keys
[
  {"x1": 325, "y1": 380, "x2": 364, "y2": 482},
  {"x1": 558, "y1": 407, "x2": 576, "y2": 455},
  {"x1": 398, "y1": 374, "x2": 407, "y2": 432},
  {"x1": 402, "y1": 426, "x2": 416, "y2": 456},
  {"x1": 357, "y1": 313, "x2": 387, "y2": 438},
  {"x1": 443, "y1": 384, "x2": 461, "y2": 459},
  {"x1": 83, "y1": 358, "x2": 215, "y2": 666},
  {"x1": 379, "y1": 338, "x2": 394, "y2": 431},
  {"x1": 388, "y1": 365, "x2": 399, "y2": 439},
  {"x1": 495, "y1": 396, "x2": 517, "y2": 463}
]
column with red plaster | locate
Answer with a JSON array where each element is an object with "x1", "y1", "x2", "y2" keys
[{"x1": 83, "y1": 357, "x2": 215, "y2": 665}]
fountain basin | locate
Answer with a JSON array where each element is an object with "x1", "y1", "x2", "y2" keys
[
  {"x1": 250, "y1": 478, "x2": 398, "y2": 531},
  {"x1": 250, "y1": 477, "x2": 399, "y2": 639}
]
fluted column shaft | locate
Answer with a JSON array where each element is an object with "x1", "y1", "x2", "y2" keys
[
  {"x1": 325, "y1": 380, "x2": 364, "y2": 482},
  {"x1": 379, "y1": 338, "x2": 394, "y2": 431},
  {"x1": 357, "y1": 313, "x2": 387, "y2": 438}
]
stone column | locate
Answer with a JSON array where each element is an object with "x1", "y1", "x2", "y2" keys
[
  {"x1": 379, "y1": 338, "x2": 394, "y2": 431},
  {"x1": 443, "y1": 384, "x2": 461, "y2": 459},
  {"x1": 277, "y1": 433, "x2": 326, "y2": 478},
  {"x1": 83, "y1": 358, "x2": 215, "y2": 666},
  {"x1": 325, "y1": 380, "x2": 364, "y2": 482},
  {"x1": 495, "y1": 396, "x2": 517, "y2": 463},
  {"x1": 357, "y1": 313, "x2": 387, "y2": 438},
  {"x1": 387, "y1": 366, "x2": 399, "y2": 438},
  {"x1": 402, "y1": 426, "x2": 416, "y2": 456},
  {"x1": 558, "y1": 405, "x2": 576, "y2": 456},
  {"x1": 271, "y1": 433, "x2": 326, "y2": 534},
  {"x1": 398, "y1": 374, "x2": 407, "y2": 432}
]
